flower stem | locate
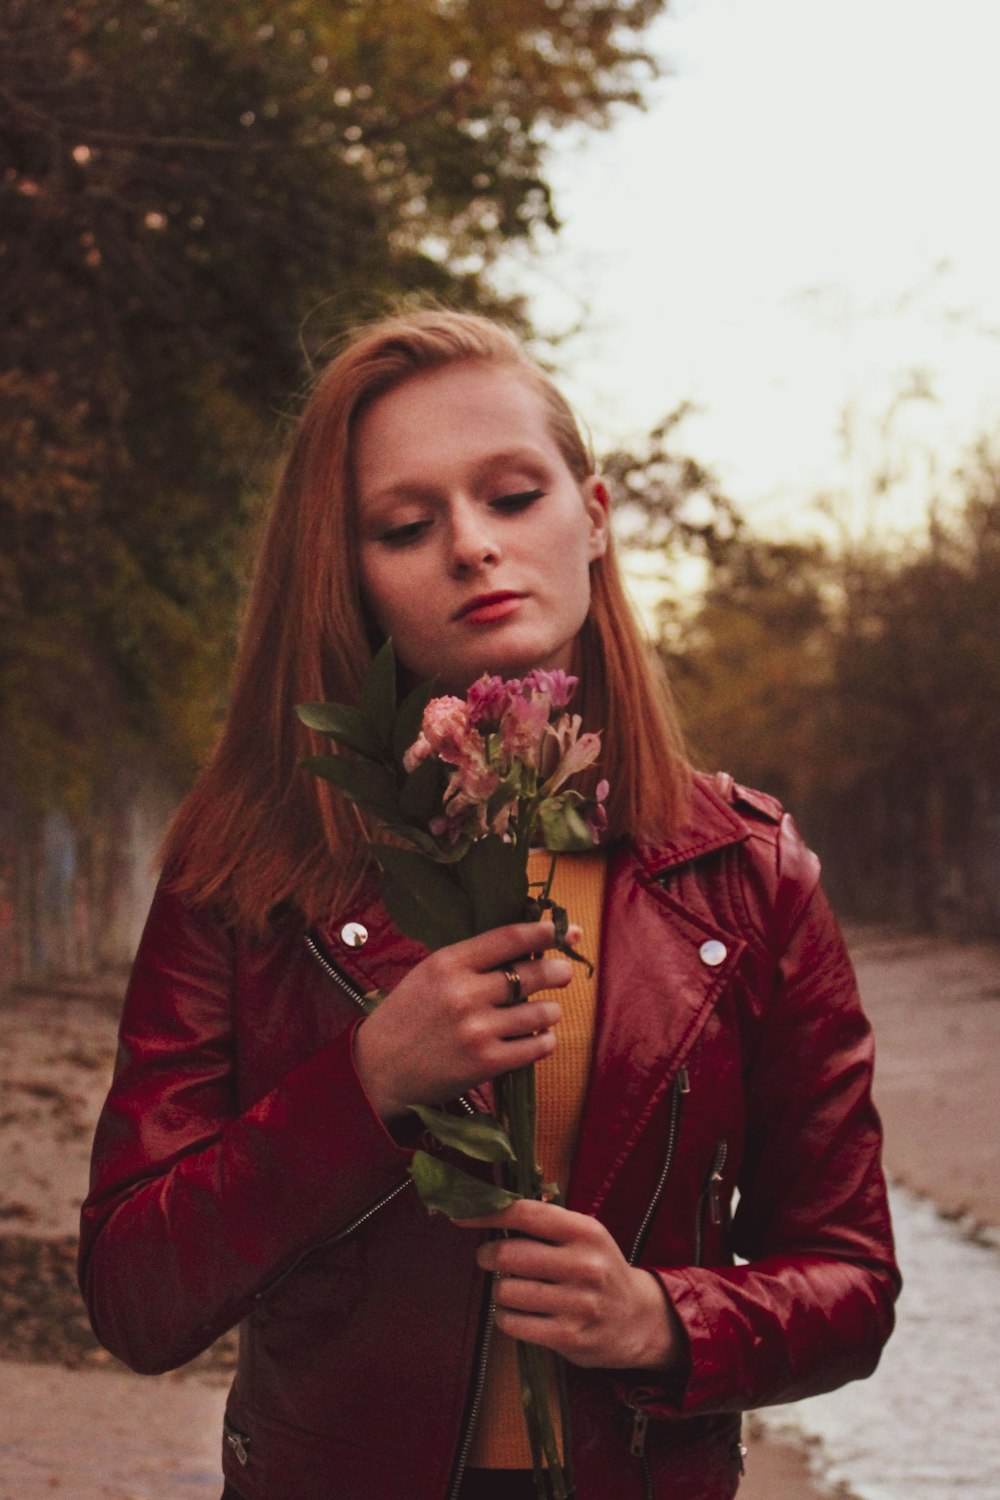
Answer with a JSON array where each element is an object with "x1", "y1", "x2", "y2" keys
[{"x1": 496, "y1": 1060, "x2": 573, "y2": 1496}]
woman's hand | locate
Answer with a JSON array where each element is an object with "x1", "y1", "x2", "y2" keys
[
  {"x1": 457, "y1": 1198, "x2": 685, "y2": 1372},
  {"x1": 353, "y1": 919, "x2": 570, "y2": 1124}
]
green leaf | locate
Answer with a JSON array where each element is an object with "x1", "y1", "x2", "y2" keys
[
  {"x1": 393, "y1": 673, "x2": 439, "y2": 764},
  {"x1": 457, "y1": 835, "x2": 529, "y2": 934},
  {"x1": 538, "y1": 797, "x2": 595, "y2": 852},
  {"x1": 485, "y1": 774, "x2": 521, "y2": 827},
  {"x1": 295, "y1": 702, "x2": 384, "y2": 759},
  {"x1": 409, "y1": 1105, "x2": 516, "y2": 1163},
  {"x1": 381, "y1": 822, "x2": 471, "y2": 864},
  {"x1": 408, "y1": 1151, "x2": 520, "y2": 1218},
  {"x1": 372, "y1": 843, "x2": 474, "y2": 949},
  {"x1": 398, "y1": 756, "x2": 449, "y2": 824},
  {"x1": 300, "y1": 755, "x2": 399, "y2": 820},
  {"x1": 361, "y1": 639, "x2": 397, "y2": 753}
]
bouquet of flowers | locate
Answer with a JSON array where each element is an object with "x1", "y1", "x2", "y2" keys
[{"x1": 297, "y1": 642, "x2": 608, "y2": 1499}]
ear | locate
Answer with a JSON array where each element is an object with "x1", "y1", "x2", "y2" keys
[{"x1": 582, "y1": 476, "x2": 610, "y2": 562}]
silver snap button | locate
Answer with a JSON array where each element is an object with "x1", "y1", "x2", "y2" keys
[
  {"x1": 699, "y1": 939, "x2": 727, "y2": 967},
  {"x1": 339, "y1": 921, "x2": 369, "y2": 949}
]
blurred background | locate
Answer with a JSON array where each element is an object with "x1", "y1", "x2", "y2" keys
[{"x1": 2, "y1": 0, "x2": 999, "y2": 992}]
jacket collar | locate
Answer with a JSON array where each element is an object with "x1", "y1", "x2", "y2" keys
[
  {"x1": 632, "y1": 770, "x2": 750, "y2": 878},
  {"x1": 317, "y1": 774, "x2": 748, "y2": 994}
]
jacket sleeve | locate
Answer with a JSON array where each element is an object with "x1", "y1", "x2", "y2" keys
[
  {"x1": 650, "y1": 818, "x2": 901, "y2": 1415},
  {"x1": 78, "y1": 881, "x2": 413, "y2": 1375}
]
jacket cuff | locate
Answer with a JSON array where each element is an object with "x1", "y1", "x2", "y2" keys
[{"x1": 613, "y1": 1271, "x2": 692, "y2": 1418}]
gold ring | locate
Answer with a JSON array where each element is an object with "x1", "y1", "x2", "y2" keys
[{"x1": 502, "y1": 965, "x2": 525, "y2": 1004}]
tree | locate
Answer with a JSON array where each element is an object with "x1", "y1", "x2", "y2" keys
[
  {"x1": 0, "y1": 0, "x2": 670, "y2": 813},
  {"x1": 660, "y1": 532, "x2": 833, "y2": 809},
  {"x1": 656, "y1": 439, "x2": 1000, "y2": 934}
]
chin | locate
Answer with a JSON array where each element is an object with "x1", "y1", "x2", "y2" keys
[{"x1": 429, "y1": 627, "x2": 577, "y2": 694}]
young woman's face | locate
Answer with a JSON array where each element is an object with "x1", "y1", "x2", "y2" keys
[{"x1": 352, "y1": 361, "x2": 609, "y2": 693}]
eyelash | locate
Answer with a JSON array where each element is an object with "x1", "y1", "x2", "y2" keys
[
  {"x1": 379, "y1": 489, "x2": 544, "y2": 545},
  {"x1": 492, "y1": 488, "x2": 544, "y2": 512}
]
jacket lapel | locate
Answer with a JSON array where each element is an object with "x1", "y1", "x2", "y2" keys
[
  {"x1": 567, "y1": 777, "x2": 749, "y2": 1217},
  {"x1": 316, "y1": 876, "x2": 430, "y2": 1000}
]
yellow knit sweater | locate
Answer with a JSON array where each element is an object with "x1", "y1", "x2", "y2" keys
[{"x1": 468, "y1": 848, "x2": 606, "y2": 1469}]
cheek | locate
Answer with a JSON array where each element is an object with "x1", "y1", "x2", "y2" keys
[{"x1": 359, "y1": 555, "x2": 402, "y2": 632}]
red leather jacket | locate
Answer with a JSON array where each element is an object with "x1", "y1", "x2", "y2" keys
[{"x1": 79, "y1": 774, "x2": 899, "y2": 1500}]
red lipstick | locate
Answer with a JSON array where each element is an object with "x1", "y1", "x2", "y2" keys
[{"x1": 454, "y1": 591, "x2": 525, "y2": 624}]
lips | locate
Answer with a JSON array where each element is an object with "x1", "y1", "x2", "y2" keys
[{"x1": 453, "y1": 591, "x2": 526, "y2": 623}]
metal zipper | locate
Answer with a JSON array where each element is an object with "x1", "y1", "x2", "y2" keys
[
  {"x1": 447, "y1": 1293, "x2": 497, "y2": 1500},
  {"x1": 693, "y1": 1138, "x2": 728, "y2": 1269},
  {"x1": 627, "y1": 1065, "x2": 689, "y2": 1267},
  {"x1": 304, "y1": 929, "x2": 476, "y2": 1117},
  {"x1": 223, "y1": 1415, "x2": 250, "y2": 1467},
  {"x1": 254, "y1": 1176, "x2": 413, "y2": 1303},
  {"x1": 306, "y1": 922, "x2": 490, "y2": 1490},
  {"x1": 253, "y1": 930, "x2": 428, "y2": 1302},
  {"x1": 304, "y1": 931, "x2": 374, "y2": 1013},
  {"x1": 623, "y1": 1066, "x2": 690, "y2": 1499},
  {"x1": 626, "y1": 1391, "x2": 656, "y2": 1500}
]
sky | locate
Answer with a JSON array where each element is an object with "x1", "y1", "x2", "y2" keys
[{"x1": 500, "y1": 0, "x2": 1000, "y2": 546}]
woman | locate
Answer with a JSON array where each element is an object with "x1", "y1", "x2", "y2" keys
[{"x1": 79, "y1": 309, "x2": 899, "y2": 1500}]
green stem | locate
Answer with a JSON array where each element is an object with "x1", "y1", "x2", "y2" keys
[
  {"x1": 515, "y1": 1338, "x2": 551, "y2": 1500},
  {"x1": 541, "y1": 850, "x2": 558, "y2": 902},
  {"x1": 486, "y1": 863, "x2": 575, "y2": 1497}
]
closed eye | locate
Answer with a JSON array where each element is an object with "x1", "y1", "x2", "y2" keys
[
  {"x1": 379, "y1": 519, "x2": 431, "y2": 546},
  {"x1": 492, "y1": 488, "x2": 544, "y2": 512}
]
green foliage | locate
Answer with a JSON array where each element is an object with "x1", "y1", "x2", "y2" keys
[
  {"x1": 658, "y1": 442, "x2": 1000, "y2": 931},
  {"x1": 0, "y1": 0, "x2": 668, "y2": 814},
  {"x1": 408, "y1": 1151, "x2": 519, "y2": 1217},
  {"x1": 409, "y1": 1105, "x2": 516, "y2": 1164},
  {"x1": 297, "y1": 640, "x2": 602, "y2": 948},
  {"x1": 371, "y1": 844, "x2": 476, "y2": 949},
  {"x1": 454, "y1": 834, "x2": 529, "y2": 934},
  {"x1": 664, "y1": 535, "x2": 831, "y2": 810}
]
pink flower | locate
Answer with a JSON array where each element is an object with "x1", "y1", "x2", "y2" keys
[
  {"x1": 466, "y1": 674, "x2": 517, "y2": 726},
  {"x1": 540, "y1": 713, "x2": 602, "y2": 794},
  {"x1": 499, "y1": 692, "x2": 550, "y2": 766},
  {"x1": 451, "y1": 750, "x2": 500, "y2": 804},
  {"x1": 586, "y1": 779, "x2": 610, "y2": 838},
  {"x1": 420, "y1": 696, "x2": 472, "y2": 761},
  {"x1": 520, "y1": 669, "x2": 578, "y2": 710},
  {"x1": 402, "y1": 733, "x2": 432, "y2": 773},
  {"x1": 489, "y1": 799, "x2": 516, "y2": 841}
]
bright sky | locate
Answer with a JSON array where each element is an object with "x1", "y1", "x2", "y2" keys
[{"x1": 502, "y1": 0, "x2": 1000, "y2": 544}]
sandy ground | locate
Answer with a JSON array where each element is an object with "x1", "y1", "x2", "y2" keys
[{"x1": 1, "y1": 924, "x2": 997, "y2": 1499}]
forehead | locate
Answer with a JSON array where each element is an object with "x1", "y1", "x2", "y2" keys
[{"x1": 351, "y1": 362, "x2": 562, "y2": 499}]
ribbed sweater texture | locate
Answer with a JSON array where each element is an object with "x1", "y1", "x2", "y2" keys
[{"x1": 468, "y1": 847, "x2": 606, "y2": 1469}]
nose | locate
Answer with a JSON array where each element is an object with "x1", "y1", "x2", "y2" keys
[{"x1": 448, "y1": 500, "x2": 500, "y2": 574}]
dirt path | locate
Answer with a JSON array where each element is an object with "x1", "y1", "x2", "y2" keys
[
  {"x1": 847, "y1": 925, "x2": 1000, "y2": 1230},
  {"x1": 1, "y1": 925, "x2": 997, "y2": 1499}
]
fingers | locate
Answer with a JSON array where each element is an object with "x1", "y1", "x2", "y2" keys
[
  {"x1": 453, "y1": 1203, "x2": 678, "y2": 1369},
  {"x1": 494, "y1": 955, "x2": 572, "y2": 1009},
  {"x1": 353, "y1": 923, "x2": 570, "y2": 1121},
  {"x1": 462, "y1": 920, "x2": 558, "y2": 972},
  {"x1": 456, "y1": 1197, "x2": 574, "y2": 1238},
  {"x1": 495, "y1": 998, "x2": 561, "y2": 1039}
]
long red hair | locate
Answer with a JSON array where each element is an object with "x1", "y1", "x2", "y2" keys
[{"x1": 162, "y1": 310, "x2": 689, "y2": 930}]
